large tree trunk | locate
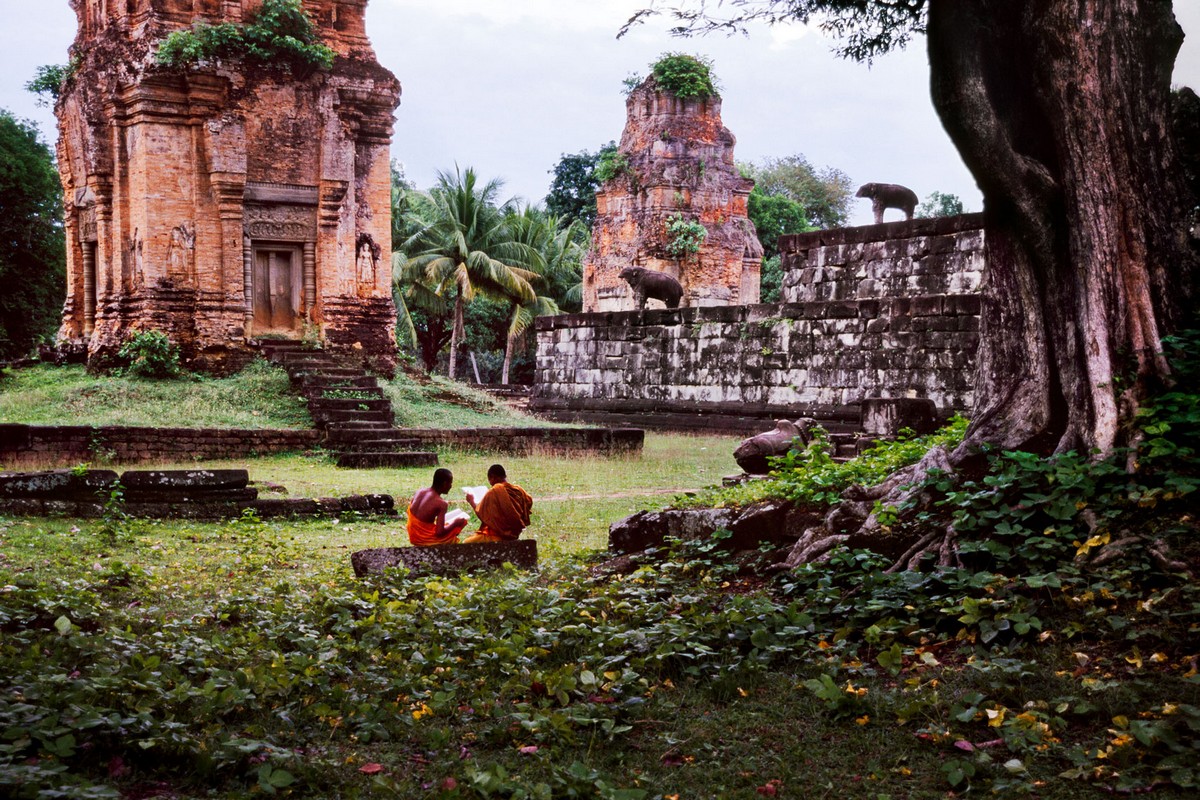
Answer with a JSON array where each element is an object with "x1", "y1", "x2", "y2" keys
[
  {"x1": 783, "y1": 0, "x2": 1198, "y2": 569},
  {"x1": 928, "y1": 0, "x2": 1196, "y2": 456}
]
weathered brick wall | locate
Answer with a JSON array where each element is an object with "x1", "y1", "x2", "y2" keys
[
  {"x1": 780, "y1": 214, "x2": 985, "y2": 303},
  {"x1": 0, "y1": 425, "x2": 320, "y2": 468}
]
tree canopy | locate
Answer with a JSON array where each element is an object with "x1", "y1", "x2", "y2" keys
[
  {"x1": 0, "y1": 112, "x2": 65, "y2": 360},
  {"x1": 545, "y1": 142, "x2": 616, "y2": 231}
]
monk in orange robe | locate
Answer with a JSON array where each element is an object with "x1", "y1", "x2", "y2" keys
[
  {"x1": 407, "y1": 468, "x2": 469, "y2": 546},
  {"x1": 464, "y1": 464, "x2": 533, "y2": 544}
]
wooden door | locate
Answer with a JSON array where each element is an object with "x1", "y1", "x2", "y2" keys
[{"x1": 253, "y1": 249, "x2": 300, "y2": 332}]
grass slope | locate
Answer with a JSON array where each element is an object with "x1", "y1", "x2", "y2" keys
[{"x1": 0, "y1": 361, "x2": 311, "y2": 429}]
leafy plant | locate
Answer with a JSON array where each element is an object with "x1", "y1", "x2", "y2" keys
[
  {"x1": 664, "y1": 213, "x2": 708, "y2": 259},
  {"x1": 156, "y1": 0, "x2": 335, "y2": 74},
  {"x1": 24, "y1": 59, "x2": 79, "y2": 105},
  {"x1": 650, "y1": 53, "x2": 718, "y2": 99},
  {"x1": 115, "y1": 330, "x2": 183, "y2": 379},
  {"x1": 594, "y1": 150, "x2": 632, "y2": 185}
]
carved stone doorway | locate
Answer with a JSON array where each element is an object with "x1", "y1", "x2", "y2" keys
[{"x1": 252, "y1": 246, "x2": 303, "y2": 333}]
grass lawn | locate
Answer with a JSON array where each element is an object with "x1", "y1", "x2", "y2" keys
[{"x1": 0, "y1": 361, "x2": 311, "y2": 429}]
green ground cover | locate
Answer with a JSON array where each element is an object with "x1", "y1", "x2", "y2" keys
[{"x1": 1, "y1": 330, "x2": 1197, "y2": 798}]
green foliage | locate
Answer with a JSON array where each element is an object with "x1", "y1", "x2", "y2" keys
[
  {"x1": 24, "y1": 61, "x2": 78, "y2": 106},
  {"x1": 747, "y1": 186, "x2": 813, "y2": 259},
  {"x1": 917, "y1": 190, "x2": 966, "y2": 218},
  {"x1": 759, "y1": 255, "x2": 783, "y2": 303},
  {"x1": 664, "y1": 213, "x2": 708, "y2": 259},
  {"x1": 545, "y1": 142, "x2": 616, "y2": 230},
  {"x1": 593, "y1": 149, "x2": 632, "y2": 185},
  {"x1": 155, "y1": 0, "x2": 335, "y2": 74},
  {"x1": 649, "y1": 53, "x2": 718, "y2": 99},
  {"x1": 742, "y1": 154, "x2": 854, "y2": 230},
  {"x1": 114, "y1": 330, "x2": 184, "y2": 379},
  {"x1": 0, "y1": 111, "x2": 65, "y2": 360}
]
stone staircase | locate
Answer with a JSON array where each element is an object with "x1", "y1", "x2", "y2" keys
[{"x1": 255, "y1": 340, "x2": 439, "y2": 470}]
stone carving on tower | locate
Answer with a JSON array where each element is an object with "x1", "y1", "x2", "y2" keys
[
  {"x1": 583, "y1": 72, "x2": 763, "y2": 312},
  {"x1": 55, "y1": 0, "x2": 401, "y2": 373}
]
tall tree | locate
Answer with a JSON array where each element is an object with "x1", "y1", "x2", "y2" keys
[
  {"x1": 916, "y1": 190, "x2": 966, "y2": 218},
  {"x1": 742, "y1": 154, "x2": 853, "y2": 229},
  {"x1": 398, "y1": 167, "x2": 539, "y2": 379},
  {"x1": 625, "y1": 1, "x2": 1199, "y2": 566},
  {"x1": 0, "y1": 112, "x2": 65, "y2": 360},
  {"x1": 545, "y1": 142, "x2": 617, "y2": 230},
  {"x1": 746, "y1": 185, "x2": 813, "y2": 259},
  {"x1": 502, "y1": 207, "x2": 588, "y2": 384}
]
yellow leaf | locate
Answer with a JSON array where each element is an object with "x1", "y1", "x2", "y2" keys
[
  {"x1": 855, "y1": 715, "x2": 870, "y2": 726},
  {"x1": 986, "y1": 708, "x2": 1006, "y2": 727},
  {"x1": 1112, "y1": 715, "x2": 1129, "y2": 728},
  {"x1": 737, "y1": 687, "x2": 748, "y2": 698}
]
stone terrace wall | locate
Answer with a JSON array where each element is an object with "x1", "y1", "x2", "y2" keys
[
  {"x1": 781, "y1": 214, "x2": 985, "y2": 303},
  {"x1": 0, "y1": 425, "x2": 321, "y2": 468},
  {"x1": 532, "y1": 297, "x2": 980, "y2": 426},
  {"x1": 534, "y1": 214, "x2": 986, "y2": 431},
  {"x1": 0, "y1": 424, "x2": 643, "y2": 468},
  {"x1": 396, "y1": 427, "x2": 644, "y2": 456}
]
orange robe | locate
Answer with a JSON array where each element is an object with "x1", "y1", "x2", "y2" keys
[
  {"x1": 466, "y1": 482, "x2": 533, "y2": 543},
  {"x1": 407, "y1": 508, "x2": 459, "y2": 546}
]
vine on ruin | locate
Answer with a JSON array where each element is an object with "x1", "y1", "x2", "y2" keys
[
  {"x1": 156, "y1": 0, "x2": 334, "y2": 74},
  {"x1": 650, "y1": 53, "x2": 718, "y2": 99},
  {"x1": 665, "y1": 213, "x2": 708, "y2": 258}
]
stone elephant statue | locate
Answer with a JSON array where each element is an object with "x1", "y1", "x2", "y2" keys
[
  {"x1": 856, "y1": 182, "x2": 919, "y2": 224},
  {"x1": 620, "y1": 266, "x2": 684, "y2": 310},
  {"x1": 734, "y1": 418, "x2": 817, "y2": 475}
]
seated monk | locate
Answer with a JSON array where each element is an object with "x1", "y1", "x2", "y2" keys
[
  {"x1": 463, "y1": 464, "x2": 533, "y2": 544},
  {"x1": 407, "y1": 468, "x2": 469, "y2": 546}
]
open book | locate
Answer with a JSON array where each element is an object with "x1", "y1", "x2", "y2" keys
[
  {"x1": 444, "y1": 509, "x2": 470, "y2": 525},
  {"x1": 463, "y1": 486, "x2": 490, "y2": 506}
]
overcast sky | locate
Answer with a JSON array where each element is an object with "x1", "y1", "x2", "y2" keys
[{"x1": 2, "y1": 1, "x2": 1198, "y2": 226}]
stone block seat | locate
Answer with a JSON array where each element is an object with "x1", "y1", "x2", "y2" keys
[
  {"x1": 255, "y1": 340, "x2": 440, "y2": 469},
  {"x1": 351, "y1": 540, "x2": 539, "y2": 577}
]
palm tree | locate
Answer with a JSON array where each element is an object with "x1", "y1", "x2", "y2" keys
[
  {"x1": 500, "y1": 207, "x2": 587, "y2": 383},
  {"x1": 398, "y1": 167, "x2": 540, "y2": 379}
]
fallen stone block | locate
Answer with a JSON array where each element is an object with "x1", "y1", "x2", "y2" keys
[
  {"x1": 351, "y1": 540, "x2": 539, "y2": 578},
  {"x1": 120, "y1": 469, "x2": 250, "y2": 491},
  {"x1": 0, "y1": 470, "x2": 118, "y2": 499},
  {"x1": 121, "y1": 488, "x2": 259, "y2": 504}
]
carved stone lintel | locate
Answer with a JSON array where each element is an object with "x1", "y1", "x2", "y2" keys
[{"x1": 243, "y1": 203, "x2": 317, "y2": 242}]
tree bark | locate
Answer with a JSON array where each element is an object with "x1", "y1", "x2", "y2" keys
[{"x1": 928, "y1": 0, "x2": 1196, "y2": 457}]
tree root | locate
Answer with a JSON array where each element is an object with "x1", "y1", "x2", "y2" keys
[{"x1": 780, "y1": 446, "x2": 958, "y2": 570}]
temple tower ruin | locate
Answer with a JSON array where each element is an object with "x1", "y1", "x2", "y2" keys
[
  {"x1": 583, "y1": 74, "x2": 762, "y2": 312},
  {"x1": 56, "y1": 0, "x2": 401, "y2": 372}
]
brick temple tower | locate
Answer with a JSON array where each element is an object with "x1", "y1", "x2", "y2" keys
[
  {"x1": 582, "y1": 75, "x2": 763, "y2": 312},
  {"x1": 56, "y1": 0, "x2": 401, "y2": 373}
]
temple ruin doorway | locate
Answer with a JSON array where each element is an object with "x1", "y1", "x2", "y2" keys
[{"x1": 252, "y1": 246, "x2": 303, "y2": 334}]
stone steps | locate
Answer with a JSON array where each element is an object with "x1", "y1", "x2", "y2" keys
[{"x1": 255, "y1": 343, "x2": 440, "y2": 470}]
